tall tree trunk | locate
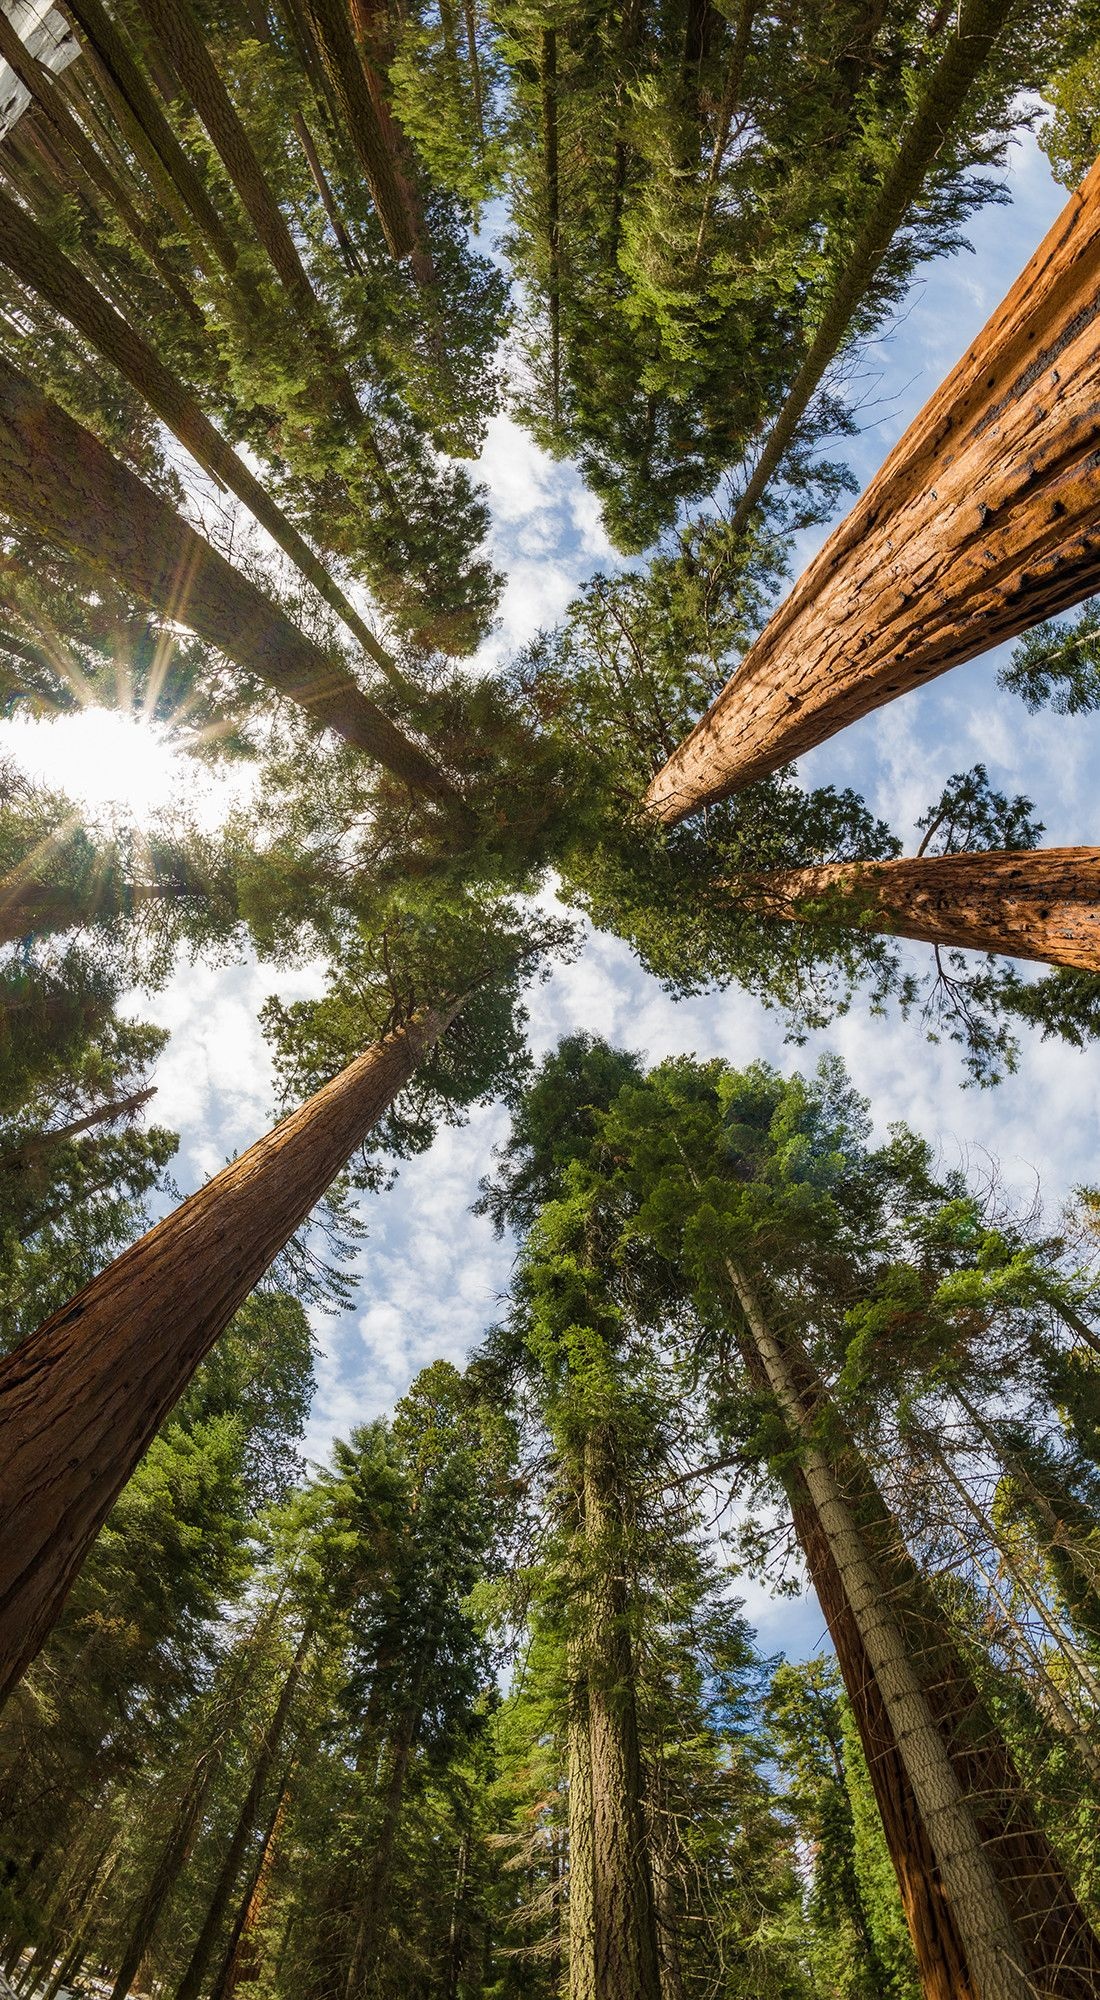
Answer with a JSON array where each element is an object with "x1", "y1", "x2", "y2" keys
[
  {"x1": 0, "y1": 871, "x2": 220, "y2": 952},
  {"x1": 0, "y1": 181, "x2": 403, "y2": 690},
  {"x1": 0, "y1": 6, "x2": 201, "y2": 321},
  {"x1": 341, "y1": 1704, "x2": 419, "y2": 1996},
  {"x1": 208, "y1": 1765, "x2": 293, "y2": 2000},
  {"x1": 744, "y1": 848, "x2": 1100, "y2": 972},
  {"x1": 567, "y1": 1637, "x2": 596, "y2": 2000},
  {"x1": 298, "y1": 0, "x2": 415, "y2": 258},
  {"x1": 724, "y1": 0, "x2": 1013, "y2": 536},
  {"x1": 0, "y1": 999, "x2": 462, "y2": 1704},
  {"x1": 0, "y1": 357, "x2": 465, "y2": 810},
  {"x1": 107, "y1": 1749, "x2": 223, "y2": 2000},
  {"x1": 724, "y1": 1259, "x2": 1100, "y2": 1998},
  {"x1": 60, "y1": 0, "x2": 242, "y2": 280},
  {"x1": 174, "y1": 1630, "x2": 310, "y2": 2000},
  {"x1": 578, "y1": 1424, "x2": 662, "y2": 2000},
  {"x1": 645, "y1": 154, "x2": 1100, "y2": 819}
]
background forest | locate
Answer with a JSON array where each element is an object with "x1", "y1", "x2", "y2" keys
[{"x1": 2, "y1": 0, "x2": 1100, "y2": 1995}]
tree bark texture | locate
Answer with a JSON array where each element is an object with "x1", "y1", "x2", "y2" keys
[
  {"x1": 174, "y1": 1630, "x2": 310, "y2": 2000},
  {"x1": 745, "y1": 848, "x2": 1100, "y2": 971},
  {"x1": 645, "y1": 155, "x2": 1100, "y2": 819},
  {"x1": 0, "y1": 1003, "x2": 458, "y2": 1704},
  {"x1": 0, "y1": 180, "x2": 399, "y2": 684},
  {"x1": 567, "y1": 1642, "x2": 597, "y2": 2000},
  {"x1": 298, "y1": 0, "x2": 415, "y2": 258},
  {"x1": 0, "y1": 358, "x2": 461, "y2": 806},
  {"x1": 726, "y1": 1265, "x2": 1100, "y2": 1998}
]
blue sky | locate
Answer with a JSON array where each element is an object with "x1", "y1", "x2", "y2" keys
[{"x1": 4, "y1": 121, "x2": 1098, "y2": 1659}]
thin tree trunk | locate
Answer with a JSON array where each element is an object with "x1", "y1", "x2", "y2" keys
[
  {"x1": 0, "y1": 358, "x2": 465, "y2": 810},
  {"x1": 0, "y1": 1086, "x2": 156, "y2": 1173},
  {"x1": 0, "y1": 183, "x2": 404, "y2": 690},
  {"x1": 0, "y1": 999, "x2": 463, "y2": 1703},
  {"x1": 60, "y1": 0, "x2": 242, "y2": 279},
  {"x1": 743, "y1": 848, "x2": 1100, "y2": 972},
  {"x1": 208, "y1": 1765, "x2": 293, "y2": 2000},
  {"x1": 0, "y1": 872, "x2": 217, "y2": 951},
  {"x1": 645, "y1": 153, "x2": 1100, "y2": 819},
  {"x1": 341, "y1": 1704, "x2": 418, "y2": 1996},
  {"x1": 298, "y1": 0, "x2": 415, "y2": 258},
  {"x1": 580, "y1": 1424, "x2": 662, "y2": 2000},
  {"x1": 690, "y1": 0, "x2": 755, "y2": 279},
  {"x1": 174, "y1": 1630, "x2": 310, "y2": 2000},
  {"x1": 106, "y1": 1750, "x2": 223, "y2": 2000},
  {"x1": 725, "y1": 0, "x2": 1013, "y2": 536},
  {"x1": 724, "y1": 1261, "x2": 1100, "y2": 1998}
]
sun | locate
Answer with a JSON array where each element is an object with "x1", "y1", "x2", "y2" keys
[{"x1": 0, "y1": 707, "x2": 250, "y2": 829}]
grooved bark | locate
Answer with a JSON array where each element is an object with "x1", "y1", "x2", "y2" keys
[
  {"x1": 0, "y1": 181, "x2": 400, "y2": 685},
  {"x1": 745, "y1": 848, "x2": 1100, "y2": 970},
  {"x1": 646, "y1": 156, "x2": 1100, "y2": 819},
  {"x1": 567, "y1": 1640, "x2": 596, "y2": 2000},
  {"x1": 0, "y1": 358, "x2": 462, "y2": 807},
  {"x1": 299, "y1": 0, "x2": 414, "y2": 258},
  {"x1": 0, "y1": 1003, "x2": 459, "y2": 1703}
]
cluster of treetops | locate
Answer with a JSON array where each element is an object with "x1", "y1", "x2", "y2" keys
[
  {"x1": 4, "y1": 1033, "x2": 1100, "y2": 2000},
  {"x1": 3, "y1": 0, "x2": 1100, "y2": 1990}
]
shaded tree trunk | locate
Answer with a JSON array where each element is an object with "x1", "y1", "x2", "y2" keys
[
  {"x1": 342, "y1": 1704, "x2": 419, "y2": 1996},
  {"x1": 0, "y1": 999, "x2": 462, "y2": 1703},
  {"x1": 745, "y1": 848, "x2": 1100, "y2": 971},
  {"x1": 298, "y1": 0, "x2": 415, "y2": 258},
  {"x1": 174, "y1": 1630, "x2": 310, "y2": 2000},
  {"x1": 61, "y1": 0, "x2": 242, "y2": 278},
  {"x1": 576, "y1": 1424, "x2": 661, "y2": 2000},
  {"x1": 646, "y1": 153, "x2": 1100, "y2": 818},
  {"x1": 567, "y1": 1637, "x2": 596, "y2": 2000},
  {"x1": 209, "y1": 1765, "x2": 293, "y2": 2000},
  {"x1": 541, "y1": 29, "x2": 560, "y2": 430},
  {"x1": 0, "y1": 180, "x2": 402, "y2": 689},
  {"x1": 0, "y1": 357, "x2": 464, "y2": 809},
  {"x1": 106, "y1": 1751, "x2": 223, "y2": 2000},
  {"x1": 0, "y1": 1086, "x2": 156, "y2": 1174}
]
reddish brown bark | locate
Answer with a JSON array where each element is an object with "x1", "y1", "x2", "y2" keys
[
  {"x1": 747, "y1": 848, "x2": 1100, "y2": 970},
  {"x1": 646, "y1": 158, "x2": 1100, "y2": 820},
  {"x1": 0, "y1": 1004, "x2": 458, "y2": 1704},
  {"x1": 0, "y1": 358, "x2": 463, "y2": 809}
]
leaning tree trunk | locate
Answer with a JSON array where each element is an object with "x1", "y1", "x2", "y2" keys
[
  {"x1": 61, "y1": 0, "x2": 242, "y2": 279},
  {"x1": 174, "y1": 1628, "x2": 311, "y2": 2000},
  {"x1": 0, "y1": 358, "x2": 464, "y2": 810},
  {"x1": 645, "y1": 154, "x2": 1100, "y2": 819},
  {"x1": 744, "y1": 848, "x2": 1100, "y2": 971},
  {"x1": 299, "y1": 0, "x2": 415, "y2": 258},
  {"x1": 577, "y1": 1422, "x2": 662, "y2": 2000},
  {"x1": 725, "y1": 1260, "x2": 1100, "y2": 1999},
  {"x1": 722, "y1": 0, "x2": 1013, "y2": 543},
  {"x1": 208, "y1": 1764, "x2": 293, "y2": 2000},
  {"x1": 106, "y1": 1748, "x2": 223, "y2": 2000},
  {"x1": 0, "y1": 183, "x2": 402, "y2": 687},
  {"x1": 0, "y1": 1000, "x2": 461, "y2": 1703}
]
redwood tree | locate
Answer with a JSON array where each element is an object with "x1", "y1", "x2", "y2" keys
[{"x1": 645, "y1": 156, "x2": 1100, "y2": 819}]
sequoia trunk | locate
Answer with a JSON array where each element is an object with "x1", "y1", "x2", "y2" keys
[
  {"x1": 646, "y1": 156, "x2": 1100, "y2": 818},
  {"x1": 0, "y1": 1003, "x2": 460, "y2": 1702},
  {"x1": 745, "y1": 848, "x2": 1100, "y2": 970}
]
